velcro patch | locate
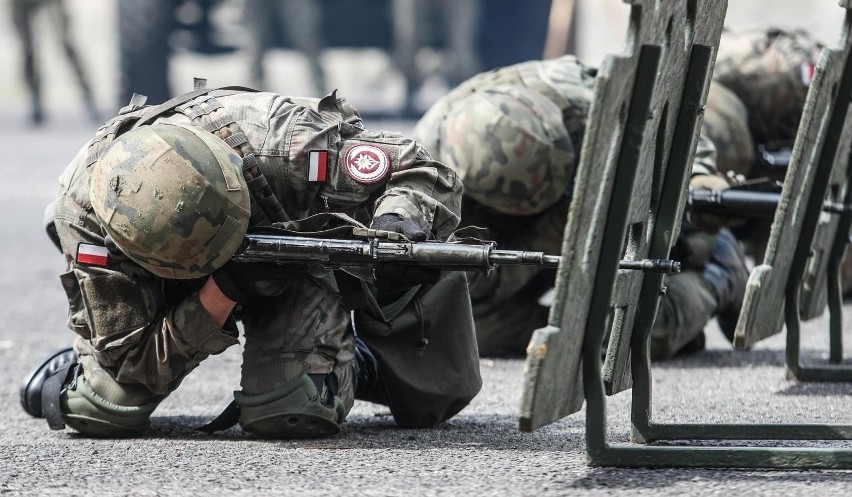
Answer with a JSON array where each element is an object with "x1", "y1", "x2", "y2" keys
[
  {"x1": 308, "y1": 150, "x2": 329, "y2": 182},
  {"x1": 76, "y1": 243, "x2": 109, "y2": 267},
  {"x1": 343, "y1": 144, "x2": 391, "y2": 184}
]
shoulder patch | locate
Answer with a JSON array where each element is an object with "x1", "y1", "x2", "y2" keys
[
  {"x1": 76, "y1": 243, "x2": 109, "y2": 267},
  {"x1": 343, "y1": 144, "x2": 391, "y2": 184},
  {"x1": 307, "y1": 150, "x2": 329, "y2": 182}
]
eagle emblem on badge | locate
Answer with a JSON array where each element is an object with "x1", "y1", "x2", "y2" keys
[{"x1": 344, "y1": 144, "x2": 391, "y2": 184}]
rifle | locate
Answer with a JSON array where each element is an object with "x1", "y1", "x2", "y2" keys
[
  {"x1": 233, "y1": 227, "x2": 681, "y2": 274},
  {"x1": 687, "y1": 184, "x2": 852, "y2": 219}
]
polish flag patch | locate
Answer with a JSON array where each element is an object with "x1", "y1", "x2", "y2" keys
[
  {"x1": 76, "y1": 243, "x2": 109, "y2": 267},
  {"x1": 308, "y1": 150, "x2": 328, "y2": 182},
  {"x1": 801, "y1": 61, "x2": 816, "y2": 87}
]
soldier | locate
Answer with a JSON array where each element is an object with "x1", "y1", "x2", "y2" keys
[
  {"x1": 21, "y1": 87, "x2": 468, "y2": 438},
  {"x1": 242, "y1": 0, "x2": 328, "y2": 95},
  {"x1": 705, "y1": 27, "x2": 824, "y2": 181},
  {"x1": 699, "y1": 28, "x2": 852, "y2": 294},
  {"x1": 413, "y1": 55, "x2": 749, "y2": 359},
  {"x1": 11, "y1": 0, "x2": 99, "y2": 124},
  {"x1": 390, "y1": 0, "x2": 483, "y2": 114}
]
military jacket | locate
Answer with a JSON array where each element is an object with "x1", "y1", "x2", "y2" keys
[{"x1": 53, "y1": 91, "x2": 462, "y2": 394}]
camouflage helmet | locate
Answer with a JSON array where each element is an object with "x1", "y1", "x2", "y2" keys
[
  {"x1": 438, "y1": 86, "x2": 574, "y2": 216},
  {"x1": 90, "y1": 123, "x2": 251, "y2": 279},
  {"x1": 701, "y1": 82, "x2": 755, "y2": 177},
  {"x1": 713, "y1": 28, "x2": 824, "y2": 146}
]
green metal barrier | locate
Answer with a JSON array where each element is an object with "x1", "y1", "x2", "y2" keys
[
  {"x1": 732, "y1": 2, "x2": 852, "y2": 381},
  {"x1": 520, "y1": 0, "x2": 852, "y2": 469}
]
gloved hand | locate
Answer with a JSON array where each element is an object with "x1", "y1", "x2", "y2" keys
[
  {"x1": 370, "y1": 213, "x2": 429, "y2": 241},
  {"x1": 211, "y1": 260, "x2": 304, "y2": 304},
  {"x1": 688, "y1": 173, "x2": 731, "y2": 233},
  {"x1": 370, "y1": 213, "x2": 440, "y2": 293}
]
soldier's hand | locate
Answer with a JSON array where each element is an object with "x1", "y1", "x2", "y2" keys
[
  {"x1": 211, "y1": 260, "x2": 305, "y2": 303},
  {"x1": 370, "y1": 214, "x2": 438, "y2": 293},
  {"x1": 688, "y1": 173, "x2": 732, "y2": 233},
  {"x1": 373, "y1": 263, "x2": 441, "y2": 295},
  {"x1": 370, "y1": 213, "x2": 428, "y2": 241}
]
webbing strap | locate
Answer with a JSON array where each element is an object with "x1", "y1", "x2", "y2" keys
[
  {"x1": 42, "y1": 360, "x2": 81, "y2": 431},
  {"x1": 85, "y1": 115, "x2": 139, "y2": 166},
  {"x1": 131, "y1": 85, "x2": 259, "y2": 130},
  {"x1": 197, "y1": 400, "x2": 240, "y2": 434}
]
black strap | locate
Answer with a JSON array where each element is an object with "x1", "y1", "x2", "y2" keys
[
  {"x1": 42, "y1": 360, "x2": 81, "y2": 431},
  {"x1": 197, "y1": 400, "x2": 241, "y2": 434}
]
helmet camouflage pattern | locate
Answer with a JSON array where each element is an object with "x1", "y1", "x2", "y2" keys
[
  {"x1": 438, "y1": 86, "x2": 574, "y2": 216},
  {"x1": 90, "y1": 123, "x2": 251, "y2": 279},
  {"x1": 701, "y1": 82, "x2": 755, "y2": 177},
  {"x1": 713, "y1": 27, "x2": 824, "y2": 146}
]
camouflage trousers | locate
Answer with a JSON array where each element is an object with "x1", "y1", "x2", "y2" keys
[
  {"x1": 75, "y1": 269, "x2": 354, "y2": 414},
  {"x1": 470, "y1": 268, "x2": 717, "y2": 360}
]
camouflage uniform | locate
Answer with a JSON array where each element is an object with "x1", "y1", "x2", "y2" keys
[
  {"x1": 700, "y1": 28, "x2": 852, "y2": 294},
  {"x1": 702, "y1": 28, "x2": 823, "y2": 182},
  {"x1": 53, "y1": 90, "x2": 462, "y2": 431},
  {"x1": 711, "y1": 28, "x2": 823, "y2": 151},
  {"x1": 414, "y1": 55, "x2": 722, "y2": 358}
]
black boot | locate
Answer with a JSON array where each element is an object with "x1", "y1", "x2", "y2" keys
[
  {"x1": 20, "y1": 347, "x2": 78, "y2": 418},
  {"x1": 702, "y1": 228, "x2": 749, "y2": 342},
  {"x1": 353, "y1": 335, "x2": 387, "y2": 406}
]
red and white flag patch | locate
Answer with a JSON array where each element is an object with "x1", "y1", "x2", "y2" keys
[
  {"x1": 801, "y1": 61, "x2": 816, "y2": 87},
  {"x1": 344, "y1": 144, "x2": 391, "y2": 184},
  {"x1": 308, "y1": 150, "x2": 328, "y2": 182},
  {"x1": 76, "y1": 243, "x2": 109, "y2": 267}
]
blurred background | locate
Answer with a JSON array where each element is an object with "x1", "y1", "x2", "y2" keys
[{"x1": 0, "y1": 0, "x2": 844, "y2": 130}]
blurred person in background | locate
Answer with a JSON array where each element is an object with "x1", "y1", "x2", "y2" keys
[
  {"x1": 11, "y1": 0, "x2": 99, "y2": 125},
  {"x1": 242, "y1": 0, "x2": 327, "y2": 95},
  {"x1": 391, "y1": 0, "x2": 482, "y2": 114},
  {"x1": 117, "y1": 0, "x2": 238, "y2": 107}
]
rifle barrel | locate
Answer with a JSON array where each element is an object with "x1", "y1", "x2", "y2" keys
[{"x1": 688, "y1": 189, "x2": 852, "y2": 218}]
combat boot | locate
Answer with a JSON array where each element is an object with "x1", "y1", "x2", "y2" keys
[
  {"x1": 40, "y1": 357, "x2": 160, "y2": 437},
  {"x1": 353, "y1": 335, "x2": 387, "y2": 406},
  {"x1": 235, "y1": 373, "x2": 345, "y2": 439},
  {"x1": 20, "y1": 347, "x2": 77, "y2": 417},
  {"x1": 701, "y1": 228, "x2": 750, "y2": 342}
]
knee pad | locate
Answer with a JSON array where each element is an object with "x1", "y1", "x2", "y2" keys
[
  {"x1": 235, "y1": 373, "x2": 345, "y2": 439},
  {"x1": 60, "y1": 375, "x2": 160, "y2": 437}
]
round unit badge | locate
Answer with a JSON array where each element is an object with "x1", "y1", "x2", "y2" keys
[{"x1": 344, "y1": 144, "x2": 391, "y2": 184}]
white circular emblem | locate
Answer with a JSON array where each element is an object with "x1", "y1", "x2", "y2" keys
[{"x1": 344, "y1": 144, "x2": 391, "y2": 184}]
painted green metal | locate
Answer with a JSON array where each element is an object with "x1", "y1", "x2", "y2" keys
[
  {"x1": 520, "y1": 0, "x2": 852, "y2": 469},
  {"x1": 728, "y1": 2, "x2": 852, "y2": 381},
  {"x1": 518, "y1": 0, "x2": 705, "y2": 431},
  {"x1": 626, "y1": 2, "x2": 852, "y2": 468},
  {"x1": 733, "y1": 3, "x2": 852, "y2": 377},
  {"x1": 518, "y1": 0, "x2": 724, "y2": 433}
]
